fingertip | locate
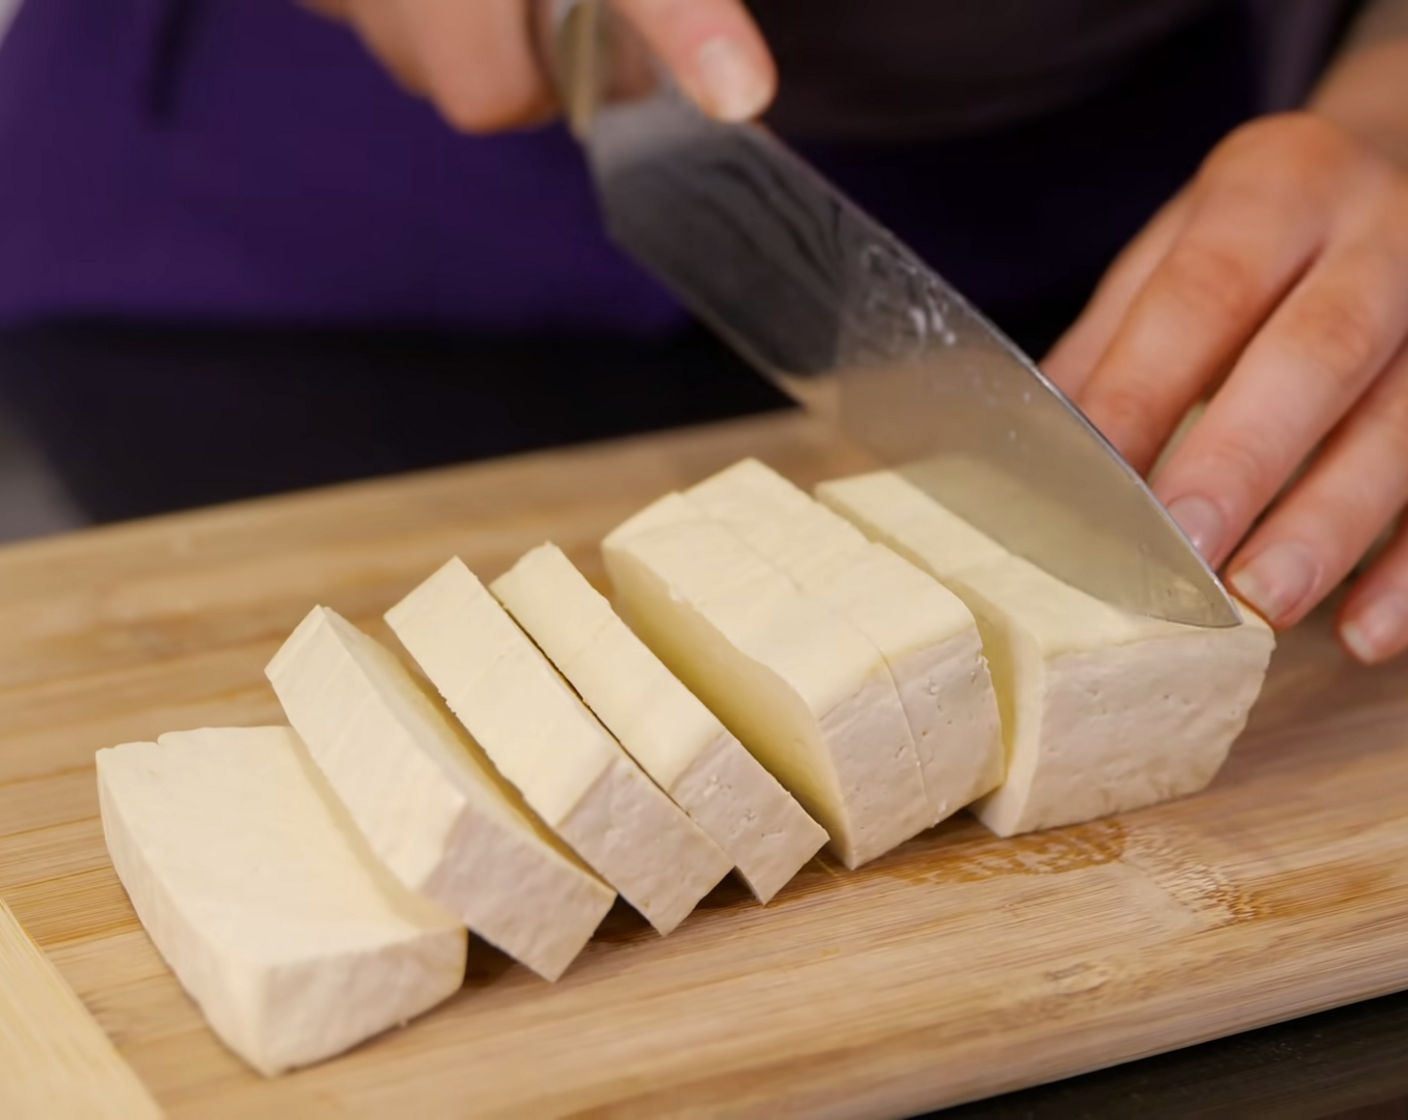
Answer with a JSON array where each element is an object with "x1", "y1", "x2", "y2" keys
[
  {"x1": 1340, "y1": 620, "x2": 1381, "y2": 663},
  {"x1": 1226, "y1": 540, "x2": 1321, "y2": 628},
  {"x1": 1339, "y1": 592, "x2": 1408, "y2": 664},
  {"x1": 617, "y1": 0, "x2": 776, "y2": 122},
  {"x1": 692, "y1": 36, "x2": 774, "y2": 122},
  {"x1": 1164, "y1": 493, "x2": 1230, "y2": 564}
]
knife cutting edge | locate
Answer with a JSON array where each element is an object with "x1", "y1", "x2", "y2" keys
[{"x1": 536, "y1": 0, "x2": 1241, "y2": 629}]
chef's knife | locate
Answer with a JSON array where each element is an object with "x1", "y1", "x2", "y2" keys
[{"x1": 538, "y1": 0, "x2": 1240, "y2": 628}]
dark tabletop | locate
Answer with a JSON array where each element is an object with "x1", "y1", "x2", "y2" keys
[{"x1": 928, "y1": 988, "x2": 1408, "y2": 1119}]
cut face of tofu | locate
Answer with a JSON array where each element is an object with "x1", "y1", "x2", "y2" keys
[
  {"x1": 818, "y1": 471, "x2": 1276, "y2": 836},
  {"x1": 386, "y1": 559, "x2": 732, "y2": 935},
  {"x1": 602, "y1": 494, "x2": 933, "y2": 869},
  {"x1": 266, "y1": 607, "x2": 613, "y2": 982},
  {"x1": 685, "y1": 459, "x2": 1005, "y2": 820},
  {"x1": 96, "y1": 727, "x2": 467, "y2": 1076},
  {"x1": 491, "y1": 543, "x2": 828, "y2": 903}
]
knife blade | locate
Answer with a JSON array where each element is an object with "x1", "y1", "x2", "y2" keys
[{"x1": 540, "y1": 0, "x2": 1240, "y2": 628}]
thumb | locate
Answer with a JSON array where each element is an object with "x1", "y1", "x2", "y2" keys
[{"x1": 613, "y1": 0, "x2": 776, "y2": 122}]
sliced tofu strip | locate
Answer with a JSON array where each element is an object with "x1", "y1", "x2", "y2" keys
[
  {"x1": 96, "y1": 727, "x2": 467, "y2": 1076},
  {"x1": 685, "y1": 459, "x2": 1004, "y2": 821},
  {"x1": 491, "y1": 543, "x2": 828, "y2": 904},
  {"x1": 266, "y1": 608, "x2": 613, "y2": 981},
  {"x1": 818, "y1": 471, "x2": 1276, "y2": 836},
  {"x1": 602, "y1": 494, "x2": 933, "y2": 869},
  {"x1": 386, "y1": 559, "x2": 733, "y2": 935}
]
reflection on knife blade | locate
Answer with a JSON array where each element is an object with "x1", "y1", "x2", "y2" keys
[{"x1": 548, "y1": 0, "x2": 1240, "y2": 628}]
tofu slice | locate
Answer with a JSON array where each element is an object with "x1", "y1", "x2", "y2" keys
[
  {"x1": 386, "y1": 559, "x2": 733, "y2": 935},
  {"x1": 818, "y1": 471, "x2": 1276, "y2": 836},
  {"x1": 602, "y1": 494, "x2": 933, "y2": 869},
  {"x1": 96, "y1": 727, "x2": 467, "y2": 1076},
  {"x1": 266, "y1": 608, "x2": 613, "y2": 981},
  {"x1": 491, "y1": 543, "x2": 828, "y2": 903},
  {"x1": 685, "y1": 459, "x2": 1005, "y2": 821}
]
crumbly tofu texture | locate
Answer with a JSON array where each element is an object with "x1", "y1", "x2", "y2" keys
[
  {"x1": 96, "y1": 727, "x2": 467, "y2": 1076},
  {"x1": 266, "y1": 607, "x2": 613, "y2": 982},
  {"x1": 492, "y1": 543, "x2": 828, "y2": 903},
  {"x1": 602, "y1": 494, "x2": 933, "y2": 869},
  {"x1": 818, "y1": 471, "x2": 1276, "y2": 836},
  {"x1": 685, "y1": 458, "x2": 1005, "y2": 820},
  {"x1": 387, "y1": 558, "x2": 732, "y2": 935}
]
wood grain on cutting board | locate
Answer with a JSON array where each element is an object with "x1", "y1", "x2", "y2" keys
[
  {"x1": 0, "y1": 412, "x2": 1405, "y2": 1118},
  {"x1": 0, "y1": 895, "x2": 162, "y2": 1118}
]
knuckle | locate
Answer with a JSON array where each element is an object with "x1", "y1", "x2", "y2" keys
[
  {"x1": 1192, "y1": 435, "x2": 1279, "y2": 513},
  {"x1": 1277, "y1": 114, "x2": 1350, "y2": 169},
  {"x1": 1230, "y1": 113, "x2": 1340, "y2": 163},
  {"x1": 436, "y1": 79, "x2": 541, "y2": 133},
  {"x1": 425, "y1": 27, "x2": 545, "y2": 135},
  {"x1": 1084, "y1": 383, "x2": 1167, "y2": 461},
  {"x1": 1389, "y1": 175, "x2": 1408, "y2": 245},
  {"x1": 1206, "y1": 116, "x2": 1273, "y2": 166},
  {"x1": 1283, "y1": 293, "x2": 1384, "y2": 392},
  {"x1": 1160, "y1": 239, "x2": 1265, "y2": 324},
  {"x1": 1206, "y1": 113, "x2": 1364, "y2": 195},
  {"x1": 1360, "y1": 376, "x2": 1408, "y2": 456},
  {"x1": 438, "y1": 97, "x2": 493, "y2": 133},
  {"x1": 437, "y1": 99, "x2": 485, "y2": 133}
]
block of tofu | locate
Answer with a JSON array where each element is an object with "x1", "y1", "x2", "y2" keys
[
  {"x1": 818, "y1": 471, "x2": 1276, "y2": 836},
  {"x1": 387, "y1": 559, "x2": 733, "y2": 934},
  {"x1": 266, "y1": 607, "x2": 613, "y2": 981},
  {"x1": 685, "y1": 459, "x2": 1005, "y2": 820},
  {"x1": 602, "y1": 494, "x2": 933, "y2": 869},
  {"x1": 491, "y1": 543, "x2": 828, "y2": 903},
  {"x1": 96, "y1": 727, "x2": 466, "y2": 1076}
]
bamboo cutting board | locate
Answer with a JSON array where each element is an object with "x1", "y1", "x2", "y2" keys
[{"x1": 1, "y1": 412, "x2": 1406, "y2": 1118}]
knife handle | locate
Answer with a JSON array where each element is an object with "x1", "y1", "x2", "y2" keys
[
  {"x1": 531, "y1": 0, "x2": 599, "y2": 138},
  {"x1": 533, "y1": 0, "x2": 667, "y2": 139}
]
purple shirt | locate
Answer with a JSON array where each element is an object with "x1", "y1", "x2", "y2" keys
[
  {"x1": 0, "y1": 0, "x2": 681, "y2": 333},
  {"x1": 0, "y1": 0, "x2": 1253, "y2": 334}
]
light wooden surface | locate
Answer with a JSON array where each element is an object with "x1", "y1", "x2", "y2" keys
[
  {"x1": 0, "y1": 896, "x2": 162, "y2": 1119},
  {"x1": 1, "y1": 412, "x2": 1406, "y2": 1118}
]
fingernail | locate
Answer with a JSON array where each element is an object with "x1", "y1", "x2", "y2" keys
[
  {"x1": 1166, "y1": 495, "x2": 1226, "y2": 560},
  {"x1": 695, "y1": 38, "x2": 770, "y2": 121},
  {"x1": 1341, "y1": 593, "x2": 1408, "y2": 664},
  {"x1": 1228, "y1": 542, "x2": 1320, "y2": 623}
]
